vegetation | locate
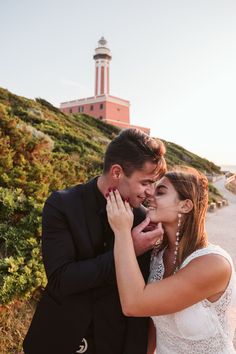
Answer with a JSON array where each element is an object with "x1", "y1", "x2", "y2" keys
[{"x1": 0, "y1": 87, "x2": 222, "y2": 353}]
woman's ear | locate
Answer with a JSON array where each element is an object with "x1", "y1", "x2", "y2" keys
[{"x1": 179, "y1": 199, "x2": 193, "y2": 214}]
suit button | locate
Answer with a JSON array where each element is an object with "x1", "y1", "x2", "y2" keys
[{"x1": 104, "y1": 242, "x2": 107, "y2": 247}]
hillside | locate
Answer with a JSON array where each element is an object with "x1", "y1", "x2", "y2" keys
[
  {"x1": 0, "y1": 87, "x2": 223, "y2": 353},
  {"x1": 0, "y1": 86, "x2": 222, "y2": 304}
]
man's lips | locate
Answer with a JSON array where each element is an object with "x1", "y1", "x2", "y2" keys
[{"x1": 138, "y1": 196, "x2": 146, "y2": 203}]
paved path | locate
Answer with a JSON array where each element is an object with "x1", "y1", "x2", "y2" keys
[
  {"x1": 207, "y1": 177, "x2": 236, "y2": 265},
  {"x1": 206, "y1": 176, "x2": 236, "y2": 347}
]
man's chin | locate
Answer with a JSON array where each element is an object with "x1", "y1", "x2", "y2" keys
[{"x1": 131, "y1": 200, "x2": 143, "y2": 208}]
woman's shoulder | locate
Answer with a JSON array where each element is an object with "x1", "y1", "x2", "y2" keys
[
  {"x1": 181, "y1": 244, "x2": 234, "y2": 269},
  {"x1": 179, "y1": 244, "x2": 233, "y2": 288}
]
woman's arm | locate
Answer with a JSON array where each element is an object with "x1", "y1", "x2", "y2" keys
[{"x1": 107, "y1": 190, "x2": 231, "y2": 317}]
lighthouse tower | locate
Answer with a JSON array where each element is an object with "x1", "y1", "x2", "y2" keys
[
  {"x1": 60, "y1": 37, "x2": 150, "y2": 134},
  {"x1": 94, "y1": 37, "x2": 111, "y2": 96}
]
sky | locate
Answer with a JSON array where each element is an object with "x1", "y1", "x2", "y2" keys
[{"x1": 1, "y1": 0, "x2": 236, "y2": 166}]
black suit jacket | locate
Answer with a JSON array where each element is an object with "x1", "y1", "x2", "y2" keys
[{"x1": 23, "y1": 177, "x2": 150, "y2": 354}]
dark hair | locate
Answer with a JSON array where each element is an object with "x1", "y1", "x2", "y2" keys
[
  {"x1": 103, "y1": 128, "x2": 166, "y2": 178},
  {"x1": 165, "y1": 167, "x2": 209, "y2": 266}
]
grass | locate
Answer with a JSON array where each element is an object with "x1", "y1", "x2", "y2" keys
[{"x1": 0, "y1": 299, "x2": 37, "y2": 354}]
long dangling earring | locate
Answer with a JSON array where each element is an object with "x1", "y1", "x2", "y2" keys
[{"x1": 173, "y1": 213, "x2": 182, "y2": 266}]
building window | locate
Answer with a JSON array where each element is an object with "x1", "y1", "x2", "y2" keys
[
  {"x1": 100, "y1": 103, "x2": 103, "y2": 110},
  {"x1": 69, "y1": 108, "x2": 73, "y2": 114},
  {"x1": 99, "y1": 116, "x2": 103, "y2": 120},
  {"x1": 78, "y1": 106, "x2": 84, "y2": 113},
  {"x1": 90, "y1": 105, "x2": 94, "y2": 111}
]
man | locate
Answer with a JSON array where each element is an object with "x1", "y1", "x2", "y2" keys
[{"x1": 23, "y1": 128, "x2": 166, "y2": 354}]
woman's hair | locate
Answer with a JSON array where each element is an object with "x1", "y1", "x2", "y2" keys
[
  {"x1": 103, "y1": 128, "x2": 167, "y2": 178},
  {"x1": 165, "y1": 167, "x2": 209, "y2": 267}
]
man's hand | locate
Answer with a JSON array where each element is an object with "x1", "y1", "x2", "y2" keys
[{"x1": 132, "y1": 217, "x2": 163, "y2": 256}]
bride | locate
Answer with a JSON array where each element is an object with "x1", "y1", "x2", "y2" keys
[{"x1": 106, "y1": 167, "x2": 236, "y2": 353}]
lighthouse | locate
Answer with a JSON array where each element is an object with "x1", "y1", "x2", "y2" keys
[
  {"x1": 60, "y1": 37, "x2": 150, "y2": 134},
  {"x1": 94, "y1": 36, "x2": 111, "y2": 96}
]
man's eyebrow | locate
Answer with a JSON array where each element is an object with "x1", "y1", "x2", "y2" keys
[{"x1": 142, "y1": 179, "x2": 157, "y2": 183}]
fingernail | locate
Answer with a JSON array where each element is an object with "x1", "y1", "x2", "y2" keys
[
  {"x1": 105, "y1": 192, "x2": 109, "y2": 198},
  {"x1": 108, "y1": 187, "x2": 112, "y2": 192},
  {"x1": 113, "y1": 187, "x2": 117, "y2": 191}
]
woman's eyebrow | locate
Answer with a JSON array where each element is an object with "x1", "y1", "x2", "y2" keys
[{"x1": 156, "y1": 184, "x2": 168, "y2": 190}]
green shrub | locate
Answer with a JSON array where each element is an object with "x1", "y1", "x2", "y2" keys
[{"x1": 0, "y1": 86, "x2": 222, "y2": 304}]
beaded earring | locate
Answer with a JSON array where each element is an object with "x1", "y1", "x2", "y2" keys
[{"x1": 173, "y1": 213, "x2": 182, "y2": 266}]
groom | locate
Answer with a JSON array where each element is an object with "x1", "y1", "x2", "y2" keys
[{"x1": 23, "y1": 128, "x2": 166, "y2": 354}]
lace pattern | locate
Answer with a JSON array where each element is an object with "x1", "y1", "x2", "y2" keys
[
  {"x1": 149, "y1": 248, "x2": 165, "y2": 282},
  {"x1": 149, "y1": 244, "x2": 236, "y2": 353},
  {"x1": 156, "y1": 325, "x2": 227, "y2": 354}
]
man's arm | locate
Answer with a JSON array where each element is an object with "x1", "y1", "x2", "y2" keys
[
  {"x1": 147, "y1": 318, "x2": 156, "y2": 354},
  {"x1": 42, "y1": 192, "x2": 114, "y2": 300}
]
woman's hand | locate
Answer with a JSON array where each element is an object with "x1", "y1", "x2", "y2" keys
[{"x1": 106, "y1": 189, "x2": 134, "y2": 235}]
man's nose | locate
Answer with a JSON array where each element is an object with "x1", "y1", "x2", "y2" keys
[{"x1": 145, "y1": 184, "x2": 155, "y2": 196}]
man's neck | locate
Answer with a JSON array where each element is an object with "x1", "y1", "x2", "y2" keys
[{"x1": 97, "y1": 174, "x2": 114, "y2": 198}]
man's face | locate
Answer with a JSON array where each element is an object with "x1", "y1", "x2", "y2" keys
[{"x1": 117, "y1": 161, "x2": 159, "y2": 208}]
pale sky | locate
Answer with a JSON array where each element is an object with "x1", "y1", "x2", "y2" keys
[{"x1": 1, "y1": 0, "x2": 236, "y2": 165}]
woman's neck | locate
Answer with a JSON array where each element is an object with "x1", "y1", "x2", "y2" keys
[{"x1": 163, "y1": 224, "x2": 178, "y2": 251}]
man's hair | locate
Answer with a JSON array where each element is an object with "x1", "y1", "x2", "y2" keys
[{"x1": 103, "y1": 128, "x2": 166, "y2": 178}]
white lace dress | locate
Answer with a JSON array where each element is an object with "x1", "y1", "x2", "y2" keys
[{"x1": 148, "y1": 244, "x2": 236, "y2": 353}]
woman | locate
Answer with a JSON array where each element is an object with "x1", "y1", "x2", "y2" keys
[{"x1": 106, "y1": 167, "x2": 236, "y2": 353}]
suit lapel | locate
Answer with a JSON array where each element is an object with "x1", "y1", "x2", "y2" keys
[{"x1": 83, "y1": 178, "x2": 104, "y2": 254}]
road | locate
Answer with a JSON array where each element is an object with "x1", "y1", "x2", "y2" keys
[
  {"x1": 207, "y1": 177, "x2": 236, "y2": 265},
  {"x1": 206, "y1": 176, "x2": 236, "y2": 347}
]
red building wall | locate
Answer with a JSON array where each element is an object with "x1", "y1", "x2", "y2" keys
[
  {"x1": 105, "y1": 101, "x2": 129, "y2": 123},
  {"x1": 61, "y1": 100, "x2": 130, "y2": 123}
]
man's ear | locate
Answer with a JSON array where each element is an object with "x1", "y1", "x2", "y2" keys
[
  {"x1": 110, "y1": 164, "x2": 123, "y2": 180},
  {"x1": 179, "y1": 199, "x2": 193, "y2": 214}
]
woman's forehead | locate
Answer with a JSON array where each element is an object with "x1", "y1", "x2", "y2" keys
[{"x1": 156, "y1": 176, "x2": 169, "y2": 187}]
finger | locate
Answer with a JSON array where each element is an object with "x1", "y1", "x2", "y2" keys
[
  {"x1": 124, "y1": 200, "x2": 133, "y2": 215},
  {"x1": 146, "y1": 226, "x2": 164, "y2": 243},
  {"x1": 109, "y1": 190, "x2": 118, "y2": 211},
  {"x1": 114, "y1": 189, "x2": 126, "y2": 211},
  {"x1": 157, "y1": 222, "x2": 164, "y2": 233},
  {"x1": 106, "y1": 195, "x2": 113, "y2": 214},
  {"x1": 134, "y1": 217, "x2": 151, "y2": 233}
]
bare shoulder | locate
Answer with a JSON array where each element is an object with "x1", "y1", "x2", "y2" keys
[
  {"x1": 186, "y1": 252, "x2": 231, "y2": 272},
  {"x1": 179, "y1": 251, "x2": 232, "y2": 289}
]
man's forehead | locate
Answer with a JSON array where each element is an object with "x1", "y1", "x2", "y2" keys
[
  {"x1": 139, "y1": 170, "x2": 161, "y2": 183},
  {"x1": 142, "y1": 161, "x2": 160, "y2": 173}
]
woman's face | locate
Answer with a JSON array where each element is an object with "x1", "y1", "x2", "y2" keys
[{"x1": 147, "y1": 176, "x2": 181, "y2": 225}]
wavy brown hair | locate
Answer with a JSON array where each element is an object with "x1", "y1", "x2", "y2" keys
[{"x1": 165, "y1": 167, "x2": 209, "y2": 267}]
